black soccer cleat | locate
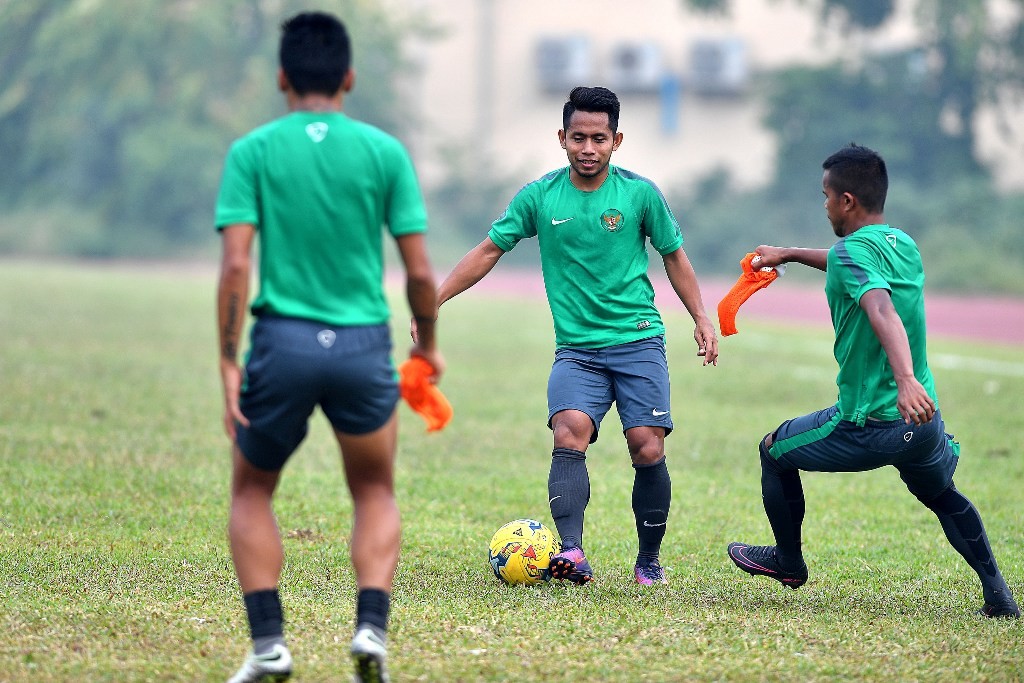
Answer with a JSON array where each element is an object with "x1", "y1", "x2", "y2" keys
[
  {"x1": 728, "y1": 542, "x2": 808, "y2": 589},
  {"x1": 978, "y1": 593, "x2": 1019, "y2": 618}
]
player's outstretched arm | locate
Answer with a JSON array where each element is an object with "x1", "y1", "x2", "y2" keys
[
  {"x1": 409, "y1": 239, "x2": 501, "y2": 348},
  {"x1": 395, "y1": 233, "x2": 445, "y2": 381},
  {"x1": 437, "y1": 237, "x2": 506, "y2": 307},
  {"x1": 860, "y1": 288, "x2": 935, "y2": 425},
  {"x1": 662, "y1": 247, "x2": 718, "y2": 366},
  {"x1": 754, "y1": 245, "x2": 829, "y2": 272},
  {"x1": 410, "y1": 237, "x2": 505, "y2": 344}
]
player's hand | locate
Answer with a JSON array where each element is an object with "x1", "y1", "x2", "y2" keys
[
  {"x1": 220, "y1": 359, "x2": 250, "y2": 441},
  {"x1": 694, "y1": 317, "x2": 719, "y2": 366},
  {"x1": 753, "y1": 245, "x2": 786, "y2": 269},
  {"x1": 411, "y1": 346, "x2": 446, "y2": 383},
  {"x1": 895, "y1": 377, "x2": 936, "y2": 426}
]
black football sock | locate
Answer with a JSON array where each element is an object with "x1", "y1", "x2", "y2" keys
[
  {"x1": 548, "y1": 447, "x2": 590, "y2": 551},
  {"x1": 632, "y1": 456, "x2": 671, "y2": 561},
  {"x1": 920, "y1": 484, "x2": 1013, "y2": 606},
  {"x1": 356, "y1": 588, "x2": 390, "y2": 638},
  {"x1": 243, "y1": 589, "x2": 285, "y2": 654},
  {"x1": 759, "y1": 443, "x2": 805, "y2": 571}
]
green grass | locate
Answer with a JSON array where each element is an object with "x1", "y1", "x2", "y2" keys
[{"x1": 1, "y1": 260, "x2": 1021, "y2": 682}]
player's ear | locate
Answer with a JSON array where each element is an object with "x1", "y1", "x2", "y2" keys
[
  {"x1": 612, "y1": 131, "x2": 623, "y2": 150},
  {"x1": 277, "y1": 68, "x2": 289, "y2": 93},
  {"x1": 558, "y1": 129, "x2": 567, "y2": 149},
  {"x1": 342, "y1": 68, "x2": 355, "y2": 93}
]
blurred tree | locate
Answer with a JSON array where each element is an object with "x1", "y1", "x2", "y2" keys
[
  {"x1": 672, "y1": 0, "x2": 1024, "y2": 293},
  {"x1": 765, "y1": 49, "x2": 986, "y2": 200},
  {"x1": 681, "y1": 0, "x2": 1024, "y2": 184},
  {"x1": 0, "y1": 0, "x2": 425, "y2": 256}
]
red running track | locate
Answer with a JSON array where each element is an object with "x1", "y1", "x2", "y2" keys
[{"x1": 459, "y1": 269, "x2": 1024, "y2": 347}]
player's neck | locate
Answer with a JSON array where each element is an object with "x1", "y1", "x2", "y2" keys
[
  {"x1": 287, "y1": 93, "x2": 343, "y2": 113},
  {"x1": 569, "y1": 168, "x2": 609, "y2": 192},
  {"x1": 846, "y1": 215, "x2": 886, "y2": 236}
]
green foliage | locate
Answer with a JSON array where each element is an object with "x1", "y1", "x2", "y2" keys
[
  {"x1": 1, "y1": 261, "x2": 1021, "y2": 680},
  {"x1": 673, "y1": 0, "x2": 1024, "y2": 294},
  {"x1": 673, "y1": 167, "x2": 1024, "y2": 296},
  {"x1": 764, "y1": 53, "x2": 986, "y2": 193},
  {"x1": 0, "y1": 0, "x2": 423, "y2": 257}
]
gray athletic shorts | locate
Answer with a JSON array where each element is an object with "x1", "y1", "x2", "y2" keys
[
  {"x1": 767, "y1": 405, "x2": 960, "y2": 499},
  {"x1": 547, "y1": 335, "x2": 673, "y2": 443},
  {"x1": 236, "y1": 316, "x2": 398, "y2": 471}
]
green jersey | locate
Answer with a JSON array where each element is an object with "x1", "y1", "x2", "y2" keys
[
  {"x1": 215, "y1": 111, "x2": 427, "y2": 326},
  {"x1": 488, "y1": 166, "x2": 683, "y2": 348},
  {"x1": 825, "y1": 224, "x2": 936, "y2": 425}
]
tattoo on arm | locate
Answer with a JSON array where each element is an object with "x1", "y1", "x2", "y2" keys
[{"x1": 222, "y1": 293, "x2": 241, "y2": 360}]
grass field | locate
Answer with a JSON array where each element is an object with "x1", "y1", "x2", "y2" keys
[{"x1": 1, "y1": 260, "x2": 1021, "y2": 682}]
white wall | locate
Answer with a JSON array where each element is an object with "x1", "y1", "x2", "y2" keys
[{"x1": 398, "y1": 0, "x2": 1019, "y2": 192}]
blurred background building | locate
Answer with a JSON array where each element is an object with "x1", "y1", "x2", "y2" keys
[
  {"x1": 409, "y1": 0, "x2": 928, "y2": 190},
  {"x1": 1, "y1": 0, "x2": 1021, "y2": 292}
]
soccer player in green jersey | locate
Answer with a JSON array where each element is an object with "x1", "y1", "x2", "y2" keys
[
  {"x1": 429, "y1": 86, "x2": 719, "y2": 586},
  {"x1": 727, "y1": 143, "x2": 1019, "y2": 618},
  {"x1": 216, "y1": 12, "x2": 444, "y2": 682}
]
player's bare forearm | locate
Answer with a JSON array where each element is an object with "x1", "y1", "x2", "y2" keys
[
  {"x1": 861, "y1": 288, "x2": 935, "y2": 425},
  {"x1": 217, "y1": 224, "x2": 255, "y2": 439},
  {"x1": 755, "y1": 245, "x2": 829, "y2": 272},
  {"x1": 395, "y1": 234, "x2": 438, "y2": 341},
  {"x1": 217, "y1": 225, "x2": 255, "y2": 363},
  {"x1": 408, "y1": 278, "x2": 437, "y2": 348},
  {"x1": 218, "y1": 285, "x2": 245, "y2": 362},
  {"x1": 662, "y1": 248, "x2": 719, "y2": 365},
  {"x1": 395, "y1": 233, "x2": 446, "y2": 379},
  {"x1": 437, "y1": 238, "x2": 504, "y2": 307}
]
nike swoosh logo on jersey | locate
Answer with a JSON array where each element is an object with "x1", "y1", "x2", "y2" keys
[
  {"x1": 643, "y1": 521, "x2": 667, "y2": 527},
  {"x1": 652, "y1": 409, "x2": 669, "y2": 417},
  {"x1": 551, "y1": 217, "x2": 575, "y2": 225}
]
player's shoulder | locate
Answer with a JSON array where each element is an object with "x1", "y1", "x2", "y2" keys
[
  {"x1": 536, "y1": 167, "x2": 568, "y2": 186},
  {"x1": 228, "y1": 116, "x2": 282, "y2": 152},
  {"x1": 513, "y1": 167, "x2": 567, "y2": 198},
  {"x1": 239, "y1": 112, "x2": 310, "y2": 140},
  {"x1": 344, "y1": 116, "x2": 400, "y2": 144},
  {"x1": 610, "y1": 166, "x2": 662, "y2": 191},
  {"x1": 846, "y1": 224, "x2": 916, "y2": 249},
  {"x1": 609, "y1": 166, "x2": 670, "y2": 205}
]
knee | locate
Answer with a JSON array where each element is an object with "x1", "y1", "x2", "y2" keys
[
  {"x1": 916, "y1": 482, "x2": 960, "y2": 512},
  {"x1": 758, "y1": 433, "x2": 781, "y2": 472},
  {"x1": 628, "y1": 437, "x2": 665, "y2": 466},
  {"x1": 551, "y1": 411, "x2": 593, "y2": 449}
]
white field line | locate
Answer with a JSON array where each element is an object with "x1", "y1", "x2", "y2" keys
[{"x1": 931, "y1": 354, "x2": 1024, "y2": 378}]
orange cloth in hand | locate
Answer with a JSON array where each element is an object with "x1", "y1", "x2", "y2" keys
[
  {"x1": 717, "y1": 253, "x2": 781, "y2": 336},
  {"x1": 398, "y1": 356, "x2": 453, "y2": 432}
]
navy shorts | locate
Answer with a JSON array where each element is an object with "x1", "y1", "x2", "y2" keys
[
  {"x1": 547, "y1": 335, "x2": 673, "y2": 443},
  {"x1": 236, "y1": 316, "x2": 399, "y2": 471},
  {"x1": 767, "y1": 405, "x2": 960, "y2": 499}
]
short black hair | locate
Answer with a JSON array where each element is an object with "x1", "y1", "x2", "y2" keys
[
  {"x1": 562, "y1": 86, "x2": 620, "y2": 133},
  {"x1": 279, "y1": 12, "x2": 351, "y2": 96},
  {"x1": 822, "y1": 143, "x2": 888, "y2": 213}
]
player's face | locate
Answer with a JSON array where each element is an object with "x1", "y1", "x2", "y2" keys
[
  {"x1": 559, "y1": 110, "x2": 622, "y2": 189},
  {"x1": 822, "y1": 170, "x2": 846, "y2": 237}
]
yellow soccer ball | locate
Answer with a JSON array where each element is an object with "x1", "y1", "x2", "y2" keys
[{"x1": 487, "y1": 519, "x2": 560, "y2": 585}]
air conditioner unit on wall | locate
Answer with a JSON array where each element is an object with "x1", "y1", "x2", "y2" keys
[
  {"x1": 689, "y1": 38, "x2": 748, "y2": 97},
  {"x1": 535, "y1": 36, "x2": 592, "y2": 94},
  {"x1": 607, "y1": 42, "x2": 664, "y2": 94}
]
